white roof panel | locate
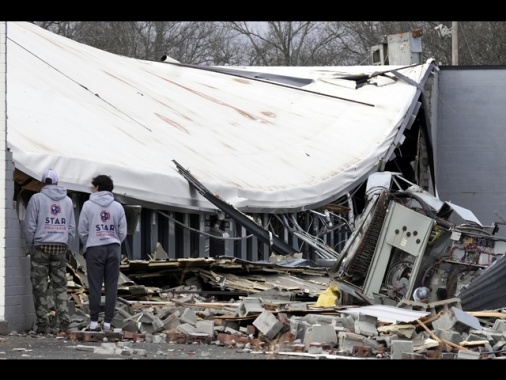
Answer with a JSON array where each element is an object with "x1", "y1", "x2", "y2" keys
[{"x1": 6, "y1": 22, "x2": 436, "y2": 213}]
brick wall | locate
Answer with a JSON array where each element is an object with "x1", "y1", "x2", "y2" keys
[{"x1": 0, "y1": 22, "x2": 34, "y2": 334}]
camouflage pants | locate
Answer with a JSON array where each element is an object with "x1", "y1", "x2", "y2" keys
[{"x1": 29, "y1": 247, "x2": 70, "y2": 329}]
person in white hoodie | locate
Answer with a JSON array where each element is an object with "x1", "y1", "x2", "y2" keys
[
  {"x1": 78, "y1": 174, "x2": 127, "y2": 331},
  {"x1": 24, "y1": 169, "x2": 75, "y2": 334}
]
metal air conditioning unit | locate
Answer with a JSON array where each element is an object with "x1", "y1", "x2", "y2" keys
[
  {"x1": 371, "y1": 43, "x2": 388, "y2": 65},
  {"x1": 387, "y1": 29, "x2": 423, "y2": 65}
]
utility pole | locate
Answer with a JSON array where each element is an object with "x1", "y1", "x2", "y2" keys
[{"x1": 452, "y1": 21, "x2": 458, "y2": 65}]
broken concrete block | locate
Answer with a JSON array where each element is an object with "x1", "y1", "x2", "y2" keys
[
  {"x1": 413, "y1": 337, "x2": 440, "y2": 351},
  {"x1": 162, "y1": 312, "x2": 180, "y2": 331},
  {"x1": 221, "y1": 320, "x2": 240, "y2": 331},
  {"x1": 199, "y1": 308, "x2": 212, "y2": 319},
  {"x1": 390, "y1": 339, "x2": 414, "y2": 360},
  {"x1": 238, "y1": 297, "x2": 264, "y2": 317},
  {"x1": 441, "y1": 352, "x2": 457, "y2": 359},
  {"x1": 377, "y1": 323, "x2": 416, "y2": 339},
  {"x1": 254, "y1": 288, "x2": 295, "y2": 301},
  {"x1": 290, "y1": 318, "x2": 310, "y2": 341},
  {"x1": 176, "y1": 323, "x2": 198, "y2": 335},
  {"x1": 158, "y1": 307, "x2": 180, "y2": 320},
  {"x1": 307, "y1": 343, "x2": 324, "y2": 354},
  {"x1": 432, "y1": 306, "x2": 481, "y2": 334},
  {"x1": 457, "y1": 349, "x2": 481, "y2": 359},
  {"x1": 285, "y1": 302, "x2": 309, "y2": 312},
  {"x1": 116, "y1": 301, "x2": 135, "y2": 316},
  {"x1": 480, "y1": 330, "x2": 504, "y2": 344},
  {"x1": 187, "y1": 332, "x2": 213, "y2": 344},
  {"x1": 302, "y1": 314, "x2": 338, "y2": 325},
  {"x1": 464, "y1": 332, "x2": 489, "y2": 342},
  {"x1": 354, "y1": 313, "x2": 378, "y2": 337},
  {"x1": 216, "y1": 307, "x2": 239, "y2": 317},
  {"x1": 341, "y1": 314, "x2": 355, "y2": 331},
  {"x1": 375, "y1": 335, "x2": 392, "y2": 349},
  {"x1": 337, "y1": 331, "x2": 364, "y2": 354},
  {"x1": 492, "y1": 340, "x2": 506, "y2": 351},
  {"x1": 432, "y1": 312, "x2": 455, "y2": 331},
  {"x1": 435, "y1": 328, "x2": 463, "y2": 345},
  {"x1": 492, "y1": 319, "x2": 506, "y2": 333},
  {"x1": 196, "y1": 320, "x2": 214, "y2": 337},
  {"x1": 179, "y1": 308, "x2": 198, "y2": 325},
  {"x1": 396, "y1": 299, "x2": 431, "y2": 313},
  {"x1": 138, "y1": 312, "x2": 164, "y2": 334},
  {"x1": 434, "y1": 298, "x2": 462, "y2": 311},
  {"x1": 147, "y1": 333, "x2": 166, "y2": 343},
  {"x1": 122, "y1": 320, "x2": 139, "y2": 333},
  {"x1": 111, "y1": 307, "x2": 133, "y2": 330},
  {"x1": 451, "y1": 307, "x2": 482, "y2": 332},
  {"x1": 303, "y1": 324, "x2": 337, "y2": 349},
  {"x1": 363, "y1": 336, "x2": 381, "y2": 350},
  {"x1": 253, "y1": 310, "x2": 283, "y2": 340},
  {"x1": 137, "y1": 310, "x2": 156, "y2": 323}
]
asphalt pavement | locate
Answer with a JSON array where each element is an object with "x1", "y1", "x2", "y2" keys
[{"x1": 0, "y1": 331, "x2": 314, "y2": 360}]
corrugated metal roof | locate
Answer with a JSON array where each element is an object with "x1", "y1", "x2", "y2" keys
[
  {"x1": 458, "y1": 255, "x2": 506, "y2": 311},
  {"x1": 340, "y1": 304, "x2": 430, "y2": 324},
  {"x1": 6, "y1": 22, "x2": 437, "y2": 213}
]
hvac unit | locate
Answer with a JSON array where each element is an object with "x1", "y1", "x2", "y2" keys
[
  {"x1": 371, "y1": 43, "x2": 388, "y2": 65},
  {"x1": 387, "y1": 29, "x2": 423, "y2": 65}
]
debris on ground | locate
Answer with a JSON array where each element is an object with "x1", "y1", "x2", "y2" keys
[{"x1": 46, "y1": 254, "x2": 506, "y2": 360}]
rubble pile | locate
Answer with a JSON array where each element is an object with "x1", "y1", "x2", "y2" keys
[
  {"x1": 63, "y1": 286, "x2": 506, "y2": 360},
  {"x1": 57, "y1": 253, "x2": 506, "y2": 359}
]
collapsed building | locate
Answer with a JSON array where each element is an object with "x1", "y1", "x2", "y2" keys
[{"x1": 1, "y1": 22, "x2": 506, "y2": 339}]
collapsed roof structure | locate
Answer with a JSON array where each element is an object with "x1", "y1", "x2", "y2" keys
[
  {"x1": 7, "y1": 21, "x2": 437, "y2": 213},
  {"x1": 7, "y1": 22, "x2": 506, "y2": 311}
]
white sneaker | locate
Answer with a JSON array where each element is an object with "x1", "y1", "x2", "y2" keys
[{"x1": 86, "y1": 321, "x2": 101, "y2": 332}]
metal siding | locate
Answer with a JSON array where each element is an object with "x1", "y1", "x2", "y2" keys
[{"x1": 437, "y1": 67, "x2": 506, "y2": 237}]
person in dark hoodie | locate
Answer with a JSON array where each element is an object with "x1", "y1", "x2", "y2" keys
[
  {"x1": 24, "y1": 168, "x2": 75, "y2": 334},
  {"x1": 78, "y1": 174, "x2": 127, "y2": 332}
]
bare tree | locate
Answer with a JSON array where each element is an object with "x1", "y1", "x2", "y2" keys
[
  {"x1": 335, "y1": 21, "x2": 506, "y2": 66},
  {"x1": 227, "y1": 21, "x2": 339, "y2": 66},
  {"x1": 33, "y1": 21, "x2": 506, "y2": 67},
  {"x1": 34, "y1": 21, "x2": 141, "y2": 57},
  {"x1": 35, "y1": 21, "x2": 244, "y2": 65},
  {"x1": 150, "y1": 22, "x2": 242, "y2": 65},
  {"x1": 455, "y1": 22, "x2": 506, "y2": 65},
  {"x1": 333, "y1": 21, "x2": 440, "y2": 65},
  {"x1": 34, "y1": 21, "x2": 96, "y2": 42}
]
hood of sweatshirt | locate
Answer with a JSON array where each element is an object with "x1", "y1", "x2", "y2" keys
[
  {"x1": 40, "y1": 185, "x2": 68, "y2": 201},
  {"x1": 89, "y1": 191, "x2": 115, "y2": 207}
]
